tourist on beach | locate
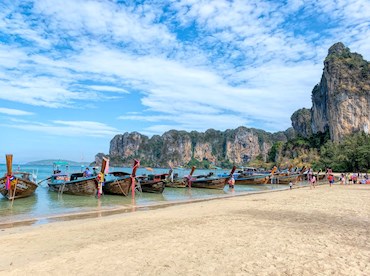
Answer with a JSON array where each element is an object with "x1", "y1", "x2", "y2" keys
[
  {"x1": 326, "y1": 167, "x2": 333, "y2": 180},
  {"x1": 328, "y1": 174, "x2": 334, "y2": 187},
  {"x1": 307, "y1": 168, "x2": 313, "y2": 182},
  {"x1": 344, "y1": 173, "x2": 348, "y2": 185},
  {"x1": 340, "y1": 173, "x2": 345, "y2": 185},
  {"x1": 311, "y1": 175, "x2": 316, "y2": 188},
  {"x1": 289, "y1": 181, "x2": 293, "y2": 190}
]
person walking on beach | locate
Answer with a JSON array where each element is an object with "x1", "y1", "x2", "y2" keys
[
  {"x1": 340, "y1": 173, "x2": 345, "y2": 185},
  {"x1": 307, "y1": 167, "x2": 313, "y2": 182},
  {"x1": 328, "y1": 174, "x2": 334, "y2": 187},
  {"x1": 289, "y1": 181, "x2": 293, "y2": 190},
  {"x1": 311, "y1": 175, "x2": 316, "y2": 188},
  {"x1": 352, "y1": 173, "x2": 358, "y2": 184}
]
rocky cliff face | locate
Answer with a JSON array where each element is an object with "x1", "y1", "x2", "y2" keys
[
  {"x1": 225, "y1": 128, "x2": 269, "y2": 163},
  {"x1": 291, "y1": 108, "x2": 312, "y2": 138},
  {"x1": 110, "y1": 132, "x2": 147, "y2": 157},
  {"x1": 160, "y1": 130, "x2": 192, "y2": 167},
  {"x1": 292, "y1": 42, "x2": 370, "y2": 141},
  {"x1": 106, "y1": 127, "x2": 289, "y2": 167}
]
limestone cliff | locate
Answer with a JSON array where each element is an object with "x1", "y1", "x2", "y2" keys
[
  {"x1": 291, "y1": 108, "x2": 312, "y2": 138},
  {"x1": 106, "y1": 127, "x2": 289, "y2": 168},
  {"x1": 292, "y1": 42, "x2": 370, "y2": 141}
]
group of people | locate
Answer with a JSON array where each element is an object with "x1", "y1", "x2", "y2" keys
[
  {"x1": 306, "y1": 169, "x2": 369, "y2": 188},
  {"x1": 339, "y1": 172, "x2": 370, "y2": 185},
  {"x1": 83, "y1": 167, "x2": 98, "y2": 177}
]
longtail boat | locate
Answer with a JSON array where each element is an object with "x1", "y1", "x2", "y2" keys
[
  {"x1": 188, "y1": 166, "x2": 236, "y2": 190},
  {"x1": 189, "y1": 176, "x2": 226, "y2": 189},
  {"x1": 233, "y1": 166, "x2": 276, "y2": 185},
  {"x1": 136, "y1": 173, "x2": 166, "y2": 194},
  {"x1": 164, "y1": 167, "x2": 192, "y2": 188},
  {"x1": 103, "y1": 160, "x2": 139, "y2": 196},
  {"x1": 275, "y1": 174, "x2": 301, "y2": 184},
  {"x1": 0, "y1": 154, "x2": 38, "y2": 200},
  {"x1": 47, "y1": 162, "x2": 97, "y2": 196},
  {"x1": 273, "y1": 166, "x2": 305, "y2": 184},
  {"x1": 235, "y1": 174, "x2": 270, "y2": 185},
  {"x1": 48, "y1": 172, "x2": 97, "y2": 196}
]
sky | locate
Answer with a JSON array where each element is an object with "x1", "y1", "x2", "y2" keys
[{"x1": 1, "y1": 0, "x2": 370, "y2": 163}]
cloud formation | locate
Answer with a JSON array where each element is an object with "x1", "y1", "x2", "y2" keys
[
  {"x1": 2, "y1": 119, "x2": 119, "y2": 137},
  {"x1": 0, "y1": 107, "x2": 33, "y2": 116},
  {"x1": 1, "y1": 0, "x2": 369, "y2": 137}
]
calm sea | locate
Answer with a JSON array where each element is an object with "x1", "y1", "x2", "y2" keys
[{"x1": 0, "y1": 164, "x2": 294, "y2": 225}]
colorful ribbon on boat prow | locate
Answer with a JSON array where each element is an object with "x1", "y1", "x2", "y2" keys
[
  {"x1": 5, "y1": 175, "x2": 16, "y2": 190},
  {"x1": 131, "y1": 160, "x2": 140, "y2": 198},
  {"x1": 185, "y1": 175, "x2": 194, "y2": 188}
]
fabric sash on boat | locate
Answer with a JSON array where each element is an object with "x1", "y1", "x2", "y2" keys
[
  {"x1": 5, "y1": 175, "x2": 16, "y2": 190},
  {"x1": 131, "y1": 160, "x2": 140, "y2": 196}
]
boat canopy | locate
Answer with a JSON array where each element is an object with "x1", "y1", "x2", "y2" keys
[{"x1": 53, "y1": 161, "x2": 69, "y2": 166}]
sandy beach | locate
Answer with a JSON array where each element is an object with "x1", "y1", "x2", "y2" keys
[{"x1": 0, "y1": 184, "x2": 369, "y2": 275}]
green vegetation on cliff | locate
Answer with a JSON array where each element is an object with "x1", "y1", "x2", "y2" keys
[
  {"x1": 316, "y1": 132, "x2": 370, "y2": 172},
  {"x1": 265, "y1": 131, "x2": 330, "y2": 169},
  {"x1": 265, "y1": 131, "x2": 370, "y2": 172}
]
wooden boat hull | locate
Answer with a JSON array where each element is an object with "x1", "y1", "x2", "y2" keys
[
  {"x1": 235, "y1": 175, "x2": 269, "y2": 185},
  {"x1": 48, "y1": 177, "x2": 97, "y2": 196},
  {"x1": 0, "y1": 177, "x2": 37, "y2": 200},
  {"x1": 165, "y1": 179, "x2": 187, "y2": 188},
  {"x1": 103, "y1": 177, "x2": 132, "y2": 196},
  {"x1": 190, "y1": 177, "x2": 226, "y2": 189},
  {"x1": 275, "y1": 174, "x2": 301, "y2": 184},
  {"x1": 140, "y1": 181, "x2": 165, "y2": 194}
]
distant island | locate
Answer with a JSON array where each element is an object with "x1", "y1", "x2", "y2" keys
[{"x1": 25, "y1": 159, "x2": 91, "y2": 166}]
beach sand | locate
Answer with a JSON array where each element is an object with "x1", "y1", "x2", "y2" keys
[{"x1": 0, "y1": 184, "x2": 369, "y2": 275}]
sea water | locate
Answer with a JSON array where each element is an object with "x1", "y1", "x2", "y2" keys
[{"x1": 0, "y1": 164, "x2": 295, "y2": 225}]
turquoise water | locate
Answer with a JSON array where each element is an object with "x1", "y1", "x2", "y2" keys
[{"x1": 0, "y1": 164, "x2": 293, "y2": 224}]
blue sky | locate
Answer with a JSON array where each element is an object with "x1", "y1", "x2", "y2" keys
[{"x1": 1, "y1": 0, "x2": 370, "y2": 163}]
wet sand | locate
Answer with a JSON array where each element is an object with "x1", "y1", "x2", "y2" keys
[{"x1": 0, "y1": 184, "x2": 369, "y2": 275}]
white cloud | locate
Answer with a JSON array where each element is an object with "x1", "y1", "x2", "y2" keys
[
  {"x1": 32, "y1": 0, "x2": 176, "y2": 51},
  {"x1": 88, "y1": 85, "x2": 129, "y2": 93},
  {"x1": 0, "y1": 0, "x2": 369, "y2": 137},
  {"x1": 2, "y1": 120, "x2": 119, "y2": 137},
  {"x1": 0, "y1": 107, "x2": 34, "y2": 116}
]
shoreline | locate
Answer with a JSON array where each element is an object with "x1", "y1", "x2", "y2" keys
[
  {"x1": 0, "y1": 179, "x2": 341, "y2": 229},
  {"x1": 0, "y1": 184, "x2": 369, "y2": 275},
  {"x1": 0, "y1": 184, "x2": 292, "y2": 229}
]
